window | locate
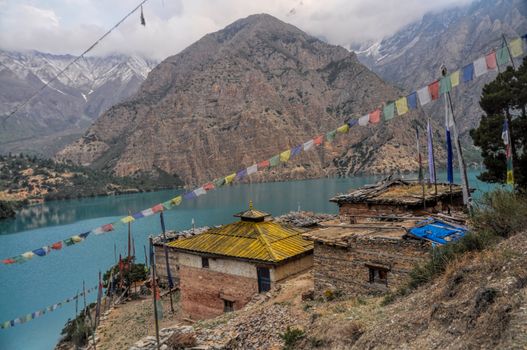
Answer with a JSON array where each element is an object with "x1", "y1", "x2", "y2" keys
[
  {"x1": 368, "y1": 266, "x2": 388, "y2": 285},
  {"x1": 223, "y1": 299, "x2": 234, "y2": 313},
  {"x1": 201, "y1": 257, "x2": 209, "y2": 268}
]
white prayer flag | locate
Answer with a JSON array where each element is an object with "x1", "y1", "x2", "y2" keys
[
  {"x1": 303, "y1": 139, "x2": 314, "y2": 151},
  {"x1": 417, "y1": 86, "x2": 431, "y2": 106},
  {"x1": 246, "y1": 164, "x2": 258, "y2": 175},
  {"x1": 358, "y1": 114, "x2": 369, "y2": 126},
  {"x1": 473, "y1": 56, "x2": 488, "y2": 77}
]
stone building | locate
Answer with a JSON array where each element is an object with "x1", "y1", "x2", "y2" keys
[
  {"x1": 304, "y1": 219, "x2": 430, "y2": 296},
  {"x1": 330, "y1": 178, "x2": 465, "y2": 218},
  {"x1": 166, "y1": 204, "x2": 314, "y2": 319}
]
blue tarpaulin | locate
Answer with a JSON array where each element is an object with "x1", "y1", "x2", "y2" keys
[{"x1": 408, "y1": 218, "x2": 467, "y2": 245}]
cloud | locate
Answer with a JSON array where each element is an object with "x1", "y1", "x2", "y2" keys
[{"x1": 0, "y1": 0, "x2": 475, "y2": 60}]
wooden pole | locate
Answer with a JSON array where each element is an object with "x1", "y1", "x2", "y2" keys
[
  {"x1": 415, "y1": 125, "x2": 426, "y2": 209},
  {"x1": 143, "y1": 245, "x2": 148, "y2": 267},
  {"x1": 160, "y1": 212, "x2": 175, "y2": 313},
  {"x1": 149, "y1": 236, "x2": 161, "y2": 350},
  {"x1": 127, "y1": 210, "x2": 132, "y2": 263}
]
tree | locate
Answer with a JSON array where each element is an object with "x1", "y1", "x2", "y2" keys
[{"x1": 470, "y1": 57, "x2": 527, "y2": 191}]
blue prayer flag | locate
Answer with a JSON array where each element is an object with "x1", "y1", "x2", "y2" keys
[
  {"x1": 132, "y1": 212, "x2": 144, "y2": 219},
  {"x1": 183, "y1": 191, "x2": 196, "y2": 200},
  {"x1": 291, "y1": 145, "x2": 302, "y2": 158},
  {"x1": 407, "y1": 92, "x2": 417, "y2": 109},
  {"x1": 235, "y1": 169, "x2": 247, "y2": 180},
  {"x1": 79, "y1": 231, "x2": 90, "y2": 239},
  {"x1": 347, "y1": 118, "x2": 358, "y2": 128},
  {"x1": 462, "y1": 63, "x2": 474, "y2": 83}
]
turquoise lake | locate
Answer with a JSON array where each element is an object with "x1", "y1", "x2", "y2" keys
[{"x1": 0, "y1": 171, "x2": 496, "y2": 349}]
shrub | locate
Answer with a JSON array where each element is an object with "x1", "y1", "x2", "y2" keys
[{"x1": 280, "y1": 326, "x2": 305, "y2": 350}]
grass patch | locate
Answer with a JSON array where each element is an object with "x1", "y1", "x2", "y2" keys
[{"x1": 280, "y1": 326, "x2": 305, "y2": 350}]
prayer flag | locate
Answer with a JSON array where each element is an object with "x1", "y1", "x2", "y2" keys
[
  {"x1": 358, "y1": 114, "x2": 369, "y2": 126},
  {"x1": 203, "y1": 182, "x2": 215, "y2": 190},
  {"x1": 21, "y1": 252, "x2": 34, "y2": 260},
  {"x1": 257, "y1": 160, "x2": 270, "y2": 169},
  {"x1": 313, "y1": 135, "x2": 324, "y2": 146},
  {"x1": 369, "y1": 109, "x2": 381, "y2": 123},
  {"x1": 462, "y1": 63, "x2": 474, "y2": 82},
  {"x1": 213, "y1": 178, "x2": 225, "y2": 187},
  {"x1": 417, "y1": 86, "x2": 431, "y2": 106},
  {"x1": 428, "y1": 80, "x2": 440, "y2": 100},
  {"x1": 269, "y1": 155, "x2": 280, "y2": 167},
  {"x1": 235, "y1": 169, "x2": 247, "y2": 180},
  {"x1": 280, "y1": 150, "x2": 291, "y2": 162},
  {"x1": 64, "y1": 238, "x2": 75, "y2": 246},
  {"x1": 303, "y1": 139, "x2": 314, "y2": 151},
  {"x1": 347, "y1": 118, "x2": 358, "y2": 128},
  {"x1": 152, "y1": 204, "x2": 164, "y2": 213},
  {"x1": 509, "y1": 38, "x2": 523, "y2": 57},
  {"x1": 291, "y1": 145, "x2": 302, "y2": 157},
  {"x1": 439, "y1": 76, "x2": 452, "y2": 95},
  {"x1": 502, "y1": 119, "x2": 514, "y2": 185},
  {"x1": 183, "y1": 191, "x2": 196, "y2": 200},
  {"x1": 395, "y1": 97, "x2": 408, "y2": 116},
  {"x1": 246, "y1": 164, "x2": 258, "y2": 175},
  {"x1": 51, "y1": 241, "x2": 62, "y2": 250},
  {"x1": 224, "y1": 173, "x2": 236, "y2": 184},
  {"x1": 79, "y1": 231, "x2": 90, "y2": 239},
  {"x1": 485, "y1": 51, "x2": 497, "y2": 70},
  {"x1": 427, "y1": 119, "x2": 436, "y2": 184},
  {"x1": 193, "y1": 187, "x2": 207, "y2": 197},
  {"x1": 325, "y1": 130, "x2": 336, "y2": 142},
  {"x1": 141, "y1": 208, "x2": 154, "y2": 217},
  {"x1": 132, "y1": 212, "x2": 144, "y2": 219},
  {"x1": 473, "y1": 56, "x2": 488, "y2": 77},
  {"x1": 121, "y1": 216, "x2": 134, "y2": 224},
  {"x1": 337, "y1": 124, "x2": 349, "y2": 133},
  {"x1": 450, "y1": 70, "x2": 460, "y2": 88},
  {"x1": 407, "y1": 92, "x2": 417, "y2": 109},
  {"x1": 32, "y1": 247, "x2": 47, "y2": 257},
  {"x1": 496, "y1": 46, "x2": 511, "y2": 66},
  {"x1": 2, "y1": 258, "x2": 16, "y2": 264},
  {"x1": 71, "y1": 235, "x2": 83, "y2": 243},
  {"x1": 162, "y1": 200, "x2": 173, "y2": 210},
  {"x1": 171, "y1": 195, "x2": 182, "y2": 206},
  {"x1": 383, "y1": 102, "x2": 395, "y2": 121}
]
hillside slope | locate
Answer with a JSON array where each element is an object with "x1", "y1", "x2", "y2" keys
[{"x1": 58, "y1": 14, "x2": 440, "y2": 187}]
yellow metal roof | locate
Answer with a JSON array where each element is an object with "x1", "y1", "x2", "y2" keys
[{"x1": 167, "y1": 220, "x2": 313, "y2": 263}]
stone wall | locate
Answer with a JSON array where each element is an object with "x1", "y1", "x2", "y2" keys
[
  {"x1": 179, "y1": 264, "x2": 259, "y2": 319},
  {"x1": 338, "y1": 198, "x2": 464, "y2": 218},
  {"x1": 313, "y1": 237, "x2": 429, "y2": 296},
  {"x1": 273, "y1": 254, "x2": 313, "y2": 282},
  {"x1": 154, "y1": 245, "x2": 179, "y2": 287}
]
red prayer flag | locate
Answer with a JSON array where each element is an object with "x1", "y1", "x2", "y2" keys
[
  {"x1": 152, "y1": 204, "x2": 164, "y2": 213},
  {"x1": 485, "y1": 51, "x2": 497, "y2": 70},
  {"x1": 2, "y1": 258, "x2": 16, "y2": 264},
  {"x1": 428, "y1": 80, "x2": 439, "y2": 100},
  {"x1": 102, "y1": 224, "x2": 113, "y2": 232},
  {"x1": 369, "y1": 109, "x2": 381, "y2": 124},
  {"x1": 203, "y1": 182, "x2": 215, "y2": 191},
  {"x1": 313, "y1": 135, "x2": 323, "y2": 146},
  {"x1": 51, "y1": 241, "x2": 63, "y2": 250},
  {"x1": 257, "y1": 160, "x2": 270, "y2": 169}
]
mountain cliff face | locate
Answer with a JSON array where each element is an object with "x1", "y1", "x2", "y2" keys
[
  {"x1": 0, "y1": 51, "x2": 157, "y2": 156},
  {"x1": 58, "y1": 14, "x2": 434, "y2": 186},
  {"x1": 357, "y1": 0, "x2": 527, "y2": 151}
]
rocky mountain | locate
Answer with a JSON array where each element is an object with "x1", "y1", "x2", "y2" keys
[
  {"x1": 357, "y1": 0, "x2": 527, "y2": 154},
  {"x1": 0, "y1": 50, "x2": 157, "y2": 156},
  {"x1": 58, "y1": 14, "x2": 438, "y2": 187}
]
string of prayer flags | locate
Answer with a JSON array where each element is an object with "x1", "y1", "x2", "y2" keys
[
  {"x1": 496, "y1": 46, "x2": 511, "y2": 66},
  {"x1": 473, "y1": 56, "x2": 488, "y2": 77},
  {"x1": 417, "y1": 86, "x2": 431, "y2": 106},
  {"x1": 450, "y1": 70, "x2": 460, "y2": 88},
  {"x1": 1, "y1": 285, "x2": 97, "y2": 329},
  {"x1": 395, "y1": 97, "x2": 409, "y2": 116},
  {"x1": 509, "y1": 38, "x2": 523, "y2": 57},
  {"x1": 439, "y1": 76, "x2": 452, "y2": 95},
  {"x1": 383, "y1": 102, "x2": 395, "y2": 121},
  {"x1": 462, "y1": 63, "x2": 474, "y2": 82},
  {"x1": 369, "y1": 109, "x2": 381, "y2": 123},
  {"x1": 485, "y1": 51, "x2": 497, "y2": 70}
]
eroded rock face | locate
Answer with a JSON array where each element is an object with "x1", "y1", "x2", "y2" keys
[{"x1": 58, "y1": 14, "x2": 431, "y2": 186}]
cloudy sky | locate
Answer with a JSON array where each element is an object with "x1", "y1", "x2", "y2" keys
[{"x1": 0, "y1": 0, "x2": 475, "y2": 60}]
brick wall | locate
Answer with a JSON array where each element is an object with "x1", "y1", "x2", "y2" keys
[
  {"x1": 179, "y1": 264, "x2": 259, "y2": 320},
  {"x1": 313, "y1": 237, "x2": 429, "y2": 296}
]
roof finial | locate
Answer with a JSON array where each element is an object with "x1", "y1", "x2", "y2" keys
[{"x1": 249, "y1": 200, "x2": 253, "y2": 209}]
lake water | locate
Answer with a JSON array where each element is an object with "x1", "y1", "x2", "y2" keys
[{"x1": 0, "y1": 171, "x2": 495, "y2": 349}]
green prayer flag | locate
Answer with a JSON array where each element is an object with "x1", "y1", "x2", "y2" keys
[
  {"x1": 64, "y1": 238, "x2": 75, "y2": 246},
  {"x1": 213, "y1": 178, "x2": 225, "y2": 188},
  {"x1": 161, "y1": 200, "x2": 173, "y2": 210},
  {"x1": 439, "y1": 76, "x2": 452, "y2": 94},
  {"x1": 496, "y1": 46, "x2": 510, "y2": 66},
  {"x1": 269, "y1": 155, "x2": 280, "y2": 167},
  {"x1": 325, "y1": 130, "x2": 336, "y2": 142},
  {"x1": 383, "y1": 102, "x2": 395, "y2": 121}
]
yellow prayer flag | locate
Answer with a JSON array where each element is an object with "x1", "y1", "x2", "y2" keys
[
  {"x1": 280, "y1": 150, "x2": 291, "y2": 162},
  {"x1": 395, "y1": 97, "x2": 408, "y2": 116},
  {"x1": 336, "y1": 124, "x2": 349, "y2": 133},
  {"x1": 224, "y1": 173, "x2": 236, "y2": 184},
  {"x1": 507, "y1": 170, "x2": 515, "y2": 185},
  {"x1": 171, "y1": 195, "x2": 182, "y2": 206},
  {"x1": 121, "y1": 216, "x2": 134, "y2": 224},
  {"x1": 71, "y1": 235, "x2": 83, "y2": 243},
  {"x1": 450, "y1": 70, "x2": 460, "y2": 87},
  {"x1": 509, "y1": 38, "x2": 523, "y2": 58}
]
